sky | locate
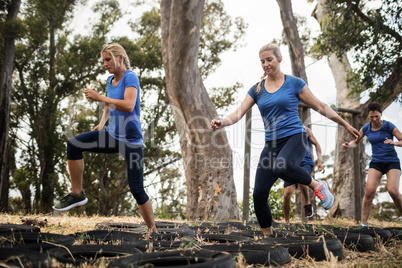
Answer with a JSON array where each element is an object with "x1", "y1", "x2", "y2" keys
[{"x1": 69, "y1": 0, "x2": 402, "y2": 205}]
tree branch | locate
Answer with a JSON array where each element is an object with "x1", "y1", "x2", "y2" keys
[{"x1": 344, "y1": 0, "x2": 402, "y2": 44}]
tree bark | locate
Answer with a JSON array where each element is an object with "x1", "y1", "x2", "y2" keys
[
  {"x1": 276, "y1": 0, "x2": 311, "y2": 222},
  {"x1": 161, "y1": 0, "x2": 239, "y2": 220},
  {"x1": 0, "y1": 0, "x2": 21, "y2": 212}
]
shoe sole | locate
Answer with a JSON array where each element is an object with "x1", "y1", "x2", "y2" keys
[
  {"x1": 53, "y1": 198, "x2": 88, "y2": 211},
  {"x1": 323, "y1": 195, "x2": 334, "y2": 210}
]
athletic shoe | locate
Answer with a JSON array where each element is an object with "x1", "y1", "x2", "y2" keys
[
  {"x1": 53, "y1": 192, "x2": 88, "y2": 211},
  {"x1": 356, "y1": 224, "x2": 368, "y2": 228},
  {"x1": 313, "y1": 180, "x2": 334, "y2": 210},
  {"x1": 304, "y1": 204, "x2": 314, "y2": 218}
]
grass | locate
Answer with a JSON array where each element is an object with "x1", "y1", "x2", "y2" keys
[{"x1": 0, "y1": 213, "x2": 401, "y2": 267}]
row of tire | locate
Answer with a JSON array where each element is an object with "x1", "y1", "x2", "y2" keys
[{"x1": 0, "y1": 221, "x2": 401, "y2": 267}]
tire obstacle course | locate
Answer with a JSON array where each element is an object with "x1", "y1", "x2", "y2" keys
[{"x1": 0, "y1": 220, "x2": 400, "y2": 267}]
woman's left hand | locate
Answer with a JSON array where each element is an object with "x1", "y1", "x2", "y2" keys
[{"x1": 85, "y1": 87, "x2": 101, "y2": 102}]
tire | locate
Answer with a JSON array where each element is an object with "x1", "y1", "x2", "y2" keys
[
  {"x1": 197, "y1": 234, "x2": 252, "y2": 243},
  {"x1": 255, "y1": 236, "x2": 344, "y2": 261},
  {"x1": 293, "y1": 229, "x2": 375, "y2": 252},
  {"x1": 0, "y1": 248, "x2": 51, "y2": 268},
  {"x1": 383, "y1": 227, "x2": 402, "y2": 240},
  {"x1": 333, "y1": 231, "x2": 375, "y2": 252},
  {"x1": 75, "y1": 230, "x2": 144, "y2": 246},
  {"x1": 0, "y1": 223, "x2": 40, "y2": 234},
  {"x1": 147, "y1": 228, "x2": 196, "y2": 240},
  {"x1": 46, "y1": 244, "x2": 141, "y2": 265},
  {"x1": 95, "y1": 222, "x2": 143, "y2": 230},
  {"x1": 151, "y1": 237, "x2": 201, "y2": 250},
  {"x1": 348, "y1": 227, "x2": 393, "y2": 242},
  {"x1": 107, "y1": 249, "x2": 236, "y2": 268},
  {"x1": 201, "y1": 244, "x2": 290, "y2": 266},
  {"x1": 187, "y1": 225, "x2": 230, "y2": 234},
  {"x1": 1, "y1": 232, "x2": 75, "y2": 251},
  {"x1": 154, "y1": 221, "x2": 189, "y2": 229}
]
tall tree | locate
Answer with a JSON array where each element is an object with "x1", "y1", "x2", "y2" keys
[
  {"x1": 12, "y1": 0, "x2": 115, "y2": 212},
  {"x1": 161, "y1": 0, "x2": 239, "y2": 220},
  {"x1": 0, "y1": 0, "x2": 21, "y2": 212},
  {"x1": 276, "y1": 0, "x2": 312, "y2": 221},
  {"x1": 311, "y1": 0, "x2": 401, "y2": 219}
]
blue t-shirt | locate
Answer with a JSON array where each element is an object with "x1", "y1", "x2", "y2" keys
[
  {"x1": 247, "y1": 75, "x2": 306, "y2": 141},
  {"x1": 300, "y1": 140, "x2": 314, "y2": 167},
  {"x1": 362, "y1": 120, "x2": 398, "y2": 163},
  {"x1": 106, "y1": 70, "x2": 143, "y2": 145}
]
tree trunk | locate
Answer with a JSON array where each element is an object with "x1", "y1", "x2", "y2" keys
[
  {"x1": 160, "y1": 0, "x2": 239, "y2": 220},
  {"x1": 0, "y1": 0, "x2": 21, "y2": 212},
  {"x1": 276, "y1": 0, "x2": 311, "y2": 222},
  {"x1": 314, "y1": 0, "x2": 366, "y2": 219}
]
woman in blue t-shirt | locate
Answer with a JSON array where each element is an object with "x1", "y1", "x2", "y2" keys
[
  {"x1": 343, "y1": 102, "x2": 402, "y2": 227},
  {"x1": 211, "y1": 43, "x2": 359, "y2": 235},
  {"x1": 53, "y1": 43, "x2": 157, "y2": 233}
]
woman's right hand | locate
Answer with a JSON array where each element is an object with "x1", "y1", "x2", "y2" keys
[
  {"x1": 342, "y1": 141, "x2": 350, "y2": 150},
  {"x1": 92, "y1": 124, "x2": 103, "y2": 131},
  {"x1": 211, "y1": 119, "x2": 223, "y2": 131}
]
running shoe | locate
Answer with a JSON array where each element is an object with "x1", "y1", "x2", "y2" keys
[
  {"x1": 53, "y1": 192, "x2": 88, "y2": 211},
  {"x1": 304, "y1": 204, "x2": 314, "y2": 218},
  {"x1": 356, "y1": 223, "x2": 368, "y2": 228},
  {"x1": 313, "y1": 180, "x2": 334, "y2": 210}
]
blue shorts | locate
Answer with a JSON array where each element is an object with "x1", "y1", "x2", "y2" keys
[
  {"x1": 369, "y1": 161, "x2": 400, "y2": 175},
  {"x1": 284, "y1": 164, "x2": 313, "y2": 188}
]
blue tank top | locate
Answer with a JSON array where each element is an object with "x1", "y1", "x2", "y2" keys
[
  {"x1": 362, "y1": 120, "x2": 399, "y2": 163},
  {"x1": 106, "y1": 70, "x2": 143, "y2": 145},
  {"x1": 247, "y1": 75, "x2": 306, "y2": 141}
]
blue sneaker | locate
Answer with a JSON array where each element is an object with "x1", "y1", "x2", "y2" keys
[
  {"x1": 356, "y1": 224, "x2": 368, "y2": 228},
  {"x1": 313, "y1": 180, "x2": 334, "y2": 210}
]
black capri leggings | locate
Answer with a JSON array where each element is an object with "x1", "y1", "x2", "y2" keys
[
  {"x1": 253, "y1": 132, "x2": 312, "y2": 228},
  {"x1": 67, "y1": 130, "x2": 149, "y2": 205}
]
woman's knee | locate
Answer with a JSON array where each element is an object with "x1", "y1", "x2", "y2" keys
[
  {"x1": 272, "y1": 159, "x2": 295, "y2": 178},
  {"x1": 387, "y1": 188, "x2": 401, "y2": 200},
  {"x1": 131, "y1": 189, "x2": 149, "y2": 205},
  {"x1": 67, "y1": 138, "x2": 83, "y2": 160}
]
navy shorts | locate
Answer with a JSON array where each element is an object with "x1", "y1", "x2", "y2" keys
[
  {"x1": 369, "y1": 161, "x2": 400, "y2": 175},
  {"x1": 284, "y1": 164, "x2": 314, "y2": 188}
]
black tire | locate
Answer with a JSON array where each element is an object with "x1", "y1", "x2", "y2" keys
[
  {"x1": 95, "y1": 222, "x2": 143, "y2": 230},
  {"x1": 46, "y1": 244, "x2": 141, "y2": 265},
  {"x1": 75, "y1": 230, "x2": 144, "y2": 246},
  {"x1": 187, "y1": 225, "x2": 230, "y2": 234},
  {"x1": 333, "y1": 231, "x2": 375, "y2": 252},
  {"x1": 1, "y1": 232, "x2": 75, "y2": 251},
  {"x1": 255, "y1": 236, "x2": 344, "y2": 261},
  {"x1": 383, "y1": 227, "x2": 402, "y2": 240},
  {"x1": 348, "y1": 227, "x2": 393, "y2": 242},
  {"x1": 154, "y1": 221, "x2": 189, "y2": 229},
  {"x1": 107, "y1": 249, "x2": 236, "y2": 268},
  {"x1": 147, "y1": 228, "x2": 196, "y2": 240},
  {"x1": 0, "y1": 247, "x2": 51, "y2": 268},
  {"x1": 151, "y1": 237, "x2": 201, "y2": 250},
  {"x1": 197, "y1": 233, "x2": 252, "y2": 243},
  {"x1": 0, "y1": 223, "x2": 40, "y2": 234},
  {"x1": 201, "y1": 244, "x2": 290, "y2": 266}
]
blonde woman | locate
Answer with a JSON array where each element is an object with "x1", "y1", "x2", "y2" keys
[
  {"x1": 211, "y1": 43, "x2": 359, "y2": 235},
  {"x1": 54, "y1": 43, "x2": 157, "y2": 233}
]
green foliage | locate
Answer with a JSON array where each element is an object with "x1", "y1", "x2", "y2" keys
[
  {"x1": 311, "y1": 0, "x2": 402, "y2": 100},
  {"x1": 268, "y1": 180, "x2": 286, "y2": 220}
]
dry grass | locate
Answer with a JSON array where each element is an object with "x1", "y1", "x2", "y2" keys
[{"x1": 1, "y1": 213, "x2": 401, "y2": 267}]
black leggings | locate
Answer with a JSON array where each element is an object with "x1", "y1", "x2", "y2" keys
[
  {"x1": 67, "y1": 130, "x2": 149, "y2": 205},
  {"x1": 253, "y1": 133, "x2": 312, "y2": 228}
]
